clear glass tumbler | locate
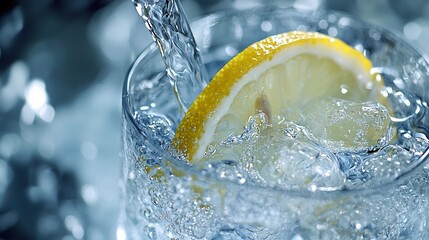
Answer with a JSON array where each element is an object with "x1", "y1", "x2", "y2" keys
[{"x1": 120, "y1": 6, "x2": 429, "y2": 240}]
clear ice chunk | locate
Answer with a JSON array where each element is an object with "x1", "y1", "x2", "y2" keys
[
  {"x1": 250, "y1": 123, "x2": 346, "y2": 191},
  {"x1": 299, "y1": 97, "x2": 394, "y2": 152},
  {"x1": 204, "y1": 117, "x2": 346, "y2": 191}
]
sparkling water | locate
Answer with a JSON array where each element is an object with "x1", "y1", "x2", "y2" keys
[{"x1": 121, "y1": 7, "x2": 429, "y2": 240}]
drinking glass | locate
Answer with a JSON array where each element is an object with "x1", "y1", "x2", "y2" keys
[{"x1": 120, "y1": 6, "x2": 429, "y2": 240}]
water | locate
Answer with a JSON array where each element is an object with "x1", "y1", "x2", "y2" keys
[
  {"x1": 123, "y1": 6, "x2": 429, "y2": 240},
  {"x1": 132, "y1": 0, "x2": 208, "y2": 113},
  {"x1": 126, "y1": 73, "x2": 429, "y2": 240},
  {"x1": 124, "y1": 63, "x2": 429, "y2": 239}
]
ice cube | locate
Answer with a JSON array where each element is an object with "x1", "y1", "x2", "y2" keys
[
  {"x1": 339, "y1": 130, "x2": 429, "y2": 189},
  {"x1": 253, "y1": 125, "x2": 345, "y2": 191},
  {"x1": 299, "y1": 97, "x2": 394, "y2": 152},
  {"x1": 205, "y1": 119, "x2": 346, "y2": 191},
  {"x1": 342, "y1": 145, "x2": 413, "y2": 189}
]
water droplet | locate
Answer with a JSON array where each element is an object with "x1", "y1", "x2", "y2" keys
[
  {"x1": 340, "y1": 84, "x2": 349, "y2": 94},
  {"x1": 260, "y1": 21, "x2": 273, "y2": 32},
  {"x1": 328, "y1": 27, "x2": 338, "y2": 37},
  {"x1": 143, "y1": 208, "x2": 152, "y2": 220},
  {"x1": 338, "y1": 17, "x2": 351, "y2": 27},
  {"x1": 151, "y1": 197, "x2": 159, "y2": 205},
  {"x1": 206, "y1": 145, "x2": 216, "y2": 156},
  {"x1": 128, "y1": 171, "x2": 136, "y2": 180},
  {"x1": 147, "y1": 226, "x2": 157, "y2": 239},
  {"x1": 318, "y1": 20, "x2": 328, "y2": 29},
  {"x1": 225, "y1": 45, "x2": 238, "y2": 57},
  {"x1": 237, "y1": 173, "x2": 246, "y2": 184}
]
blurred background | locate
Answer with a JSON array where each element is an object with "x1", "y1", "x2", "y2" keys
[{"x1": 0, "y1": 0, "x2": 428, "y2": 239}]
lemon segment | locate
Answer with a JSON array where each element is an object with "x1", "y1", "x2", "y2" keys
[{"x1": 173, "y1": 31, "x2": 388, "y2": 163}]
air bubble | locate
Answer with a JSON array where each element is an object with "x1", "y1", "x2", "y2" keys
[{"x1": 147, "y1": 226, "x2": 157, "y2": 239}]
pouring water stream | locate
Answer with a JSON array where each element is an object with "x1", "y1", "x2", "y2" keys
[{"x1": 131, "y1": 0, "x2": 208, "y2": 115}]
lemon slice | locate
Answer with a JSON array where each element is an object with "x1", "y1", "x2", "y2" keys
[{"x1": 173, "y1": 31, "x2": 388, "y2": 163}]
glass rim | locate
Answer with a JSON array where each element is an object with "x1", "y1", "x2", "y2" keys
[{"x1": 123, "y1": 7, "x2": 429, "y2": 198}]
